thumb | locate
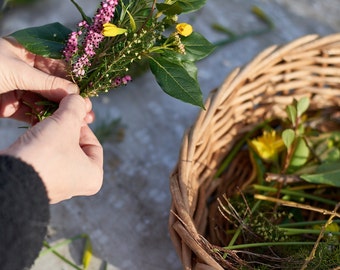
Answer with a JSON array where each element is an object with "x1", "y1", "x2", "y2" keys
[
  {"x1": 50, "y1": 94, "x2": 87, "y2": 132},
  {"x1": 13, "y1": 61, "x2": 79, "y2": 102}
]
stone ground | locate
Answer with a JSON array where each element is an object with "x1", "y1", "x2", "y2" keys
[{"x1": 0, "y1": 0, "x2": 339, "y2": 269}]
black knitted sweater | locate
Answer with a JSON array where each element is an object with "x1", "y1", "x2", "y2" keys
[{"x1": 0, "y1": 155, "x2": 50, "y2": 270}]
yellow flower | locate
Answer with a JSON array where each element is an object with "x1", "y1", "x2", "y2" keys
[
  {"x1": 102, "y1": 23, "x2": 127, "y2": 37},
  {"x1": 249, "y1": 130, "x2": 285, "y2": 162},
  {"x1": 176, "y1": 23, "x2": 193, "y2": 37}
]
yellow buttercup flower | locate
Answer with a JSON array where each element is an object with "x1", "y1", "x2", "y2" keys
[
  {"x1": 176, "y1": 23, "x2": 193, "y2": 37},
  {"x1": 249, "y1": 130, "x2": 285, "y2": 162},
  {"x1": 102, "y1": 23, "x2": 127, "y2": 37}
]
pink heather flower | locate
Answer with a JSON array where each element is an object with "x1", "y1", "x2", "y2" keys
[
  {"x1": 63, "y1": 31, "x2": 78, "y2": 61},
  {"x1": 63, "y1": 0, "x2": 119, "y2": 78},
  {"x1": 122, "y1": 75, "x2": 132, "y2": 84},
  {"x1": 112, "y1": 75, "x2": 132, "y2": 87}
]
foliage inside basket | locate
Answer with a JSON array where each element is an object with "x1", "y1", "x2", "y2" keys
[{"x1": 216, "y1": 97, "x2": 340, "y2": 269}]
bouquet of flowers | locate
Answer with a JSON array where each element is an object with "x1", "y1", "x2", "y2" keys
[{"x1": 9, "y1": 0, "x2": 215, "y2": 118}]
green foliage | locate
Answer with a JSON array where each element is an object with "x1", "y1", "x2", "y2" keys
[
  {"x1": 286, "y1": 104, "x2": 297, "y2": 127},
  {"x1": 296, "y1": 97, "x2": 310, "y2": 117},
  {"x1": 282, "y1": 129, "x2": 295, "y2": 149},
  {"x1": 289, "y1": 137, "x2": 309, "y2": 168},
  {"x1": 157, "y1": 0, "x2": 206, "y2": 15},
  {"x1": 301, "y1": 161, "x2": 340, "y2": 187},
  {"x1": 149, "y1": 54, "x2": 204, "y2": 108},
  {"x1": 179, "y1": 32, "x2": 216, "y2": 61},
  {"x1": 10, "y1": 23, "x2": 72, "y2": 59}
]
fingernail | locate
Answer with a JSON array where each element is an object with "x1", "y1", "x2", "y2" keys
[{"x1": 67, "y1": 83, "x2": 80, "y2": 94}]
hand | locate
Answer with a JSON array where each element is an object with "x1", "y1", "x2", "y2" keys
[
  {"x1": 3, "y1": 94, "x2": 103, "y2": 203},
  {"x1": 0, "y1": 37, "x2": 80, "y2": 123}
]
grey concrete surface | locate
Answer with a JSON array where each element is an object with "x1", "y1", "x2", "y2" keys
[{"x1": 0, "y1": 0, "x2": 339, "y2": 269}]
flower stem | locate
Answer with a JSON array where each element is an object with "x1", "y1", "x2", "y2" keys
[
  {"x1": 253, "y1": 184, "x2": 337, "y2": 206},
  {"x1": 227, "y1": 199, "x2": 262, "y2": 247},
  {"x1": 225, "y1": 241, "x2": 315, "y2": 250},
  {"x1": 279, "y1": 227, "x2": 340, "y2": 236}
]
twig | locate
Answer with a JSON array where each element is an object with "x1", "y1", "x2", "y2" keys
[
  {"x1": 254, "y1": 194, "x2": 340, "y2": 218},
  {"x1": 300, "y1": 202, "x2": 340, "y2": 270},
  {"x1": 265, "y1": 172, "x2": 302, "y2": 184}
]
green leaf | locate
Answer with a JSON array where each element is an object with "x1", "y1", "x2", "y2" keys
[
  {"x1": 181, "y1": 32, "x2": 215, "y2": 61},
  {"x1": 289, "y1": 137, "x2": 309, "y2": 168},
  {"x1": 300, "y1": 161, "x2": 340, "y2": 187},
  {"x1": 296, "y1": 97, "x2": 310, "y2": 117},
  {"x1": 127, "y1": 9, "x2": 137, "y2": 32},
  {"x1": 176, "y1": 0, "x2": 207, "y2": 13},
  {"x1": 286, "y1": 105, "x2": 297, "y2": 126},
  {"x1": 9, "y1": 22, "x2": 72, "y2": 59},
  {"x1": 282, "y1": 129, "x2": 295, "y2": 149},
  {"x1": 148, "y1": 55, "x2": 204, "y2": 108},
  {"x1": 70, "y1": 0, "x2": 92, "y2": 24},
  {"x1": 181, "y1": 61, "x2": 198, "y2": 79},
  {"x1": 82, "y1": 235, "x2": 92, "y2": 269},
  {"x1": 156, "y1": 2, "x2": 182, "y2": 15}
]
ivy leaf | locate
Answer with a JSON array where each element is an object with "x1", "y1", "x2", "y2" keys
[
  {"x1": 148, "y1": 55, "x2": 204, "y2": 108},
  {"x1": 300, "y1": 161, "x2": 340, "y2": 187},
  {"x1": 10, "y1": 22, "x2": 71, "y2": 59}
]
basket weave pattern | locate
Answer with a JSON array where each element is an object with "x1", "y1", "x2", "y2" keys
[{"x1": 169, "y1": 34, "x2": 340, "y2": 270}]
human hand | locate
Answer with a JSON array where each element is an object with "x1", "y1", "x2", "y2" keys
[
  {"x1": 0, "y1": 37, "x2": 81, "y2": 123},
  {"x1": 2, "y1": 94, "x2": 103, "y2": 203}
]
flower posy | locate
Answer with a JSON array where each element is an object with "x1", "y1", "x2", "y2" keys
[
  {"x1": 60, "y1": 0, "x2": 214, "y2": 105},
  {"x1": 11, "y1": 0, "x2": 214, "y2": 108}
]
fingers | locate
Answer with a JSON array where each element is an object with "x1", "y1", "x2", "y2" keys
[
  {"x1": 52, "y1": 94, "x2": 87, "y2": 127},
  {"x1": 14, "y1": 62, "x2": 79, "y2": 102},
  {"x1": 79, "y1": 125, "x2": 104, "y2": 195},
  {"x1": 80, "y1": 125, "x2": 103, "y2": 166},
  {"x1": 0, "y1": 37, "x2": 78, "y2": 102}
]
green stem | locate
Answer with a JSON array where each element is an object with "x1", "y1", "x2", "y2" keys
[
  {"x1": 39, "y1": 234, "x2": 85, "y2": 257},
  {"x1": 279, "y1": 219, "x2": 340, "y2": 228},
  {"x1": 227, "y1": 200, "x2": 262, "y2": 247},
  {"x1": 279, "y1": 227, "x2": 340, "y2": 236},
  {"x1": 225, "y1": 241, "x2": 316, "y2": 250},
  {"x1": 253, "y1": 184, "x2": 337, "y2": 206},
  {"x1": 42, "y1": 242, "x2": 83, "y2": 270}
]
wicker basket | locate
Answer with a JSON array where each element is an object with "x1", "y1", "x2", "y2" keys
[{"x1": 169, "y1": 34, "x2": 340, "y2": 270}]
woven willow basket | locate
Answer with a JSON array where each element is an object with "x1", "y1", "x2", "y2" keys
[{"x1": 169, "y1": 34, "x2": 340, "y2": 270}]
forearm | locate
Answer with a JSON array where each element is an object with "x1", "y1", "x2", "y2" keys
[{"x1": 0, "y1": 155, "x2": 50, "y2": 270}]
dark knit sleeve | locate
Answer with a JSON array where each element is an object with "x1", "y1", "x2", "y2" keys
[{"x1": 0, "y1": 155, "x2": 50, "y2": 270}]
